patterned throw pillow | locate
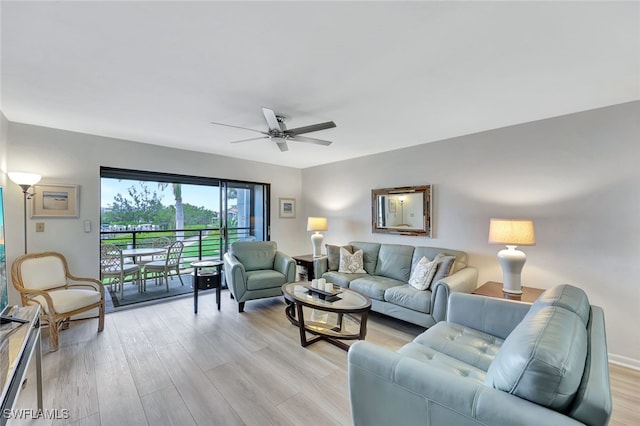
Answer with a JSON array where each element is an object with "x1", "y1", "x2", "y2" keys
[
  {"x1": 338, "y1": 247, "x2": 366, "y2": 273},
  {"x1": 326, "y1": 244, "x2": 352, "y2": 271},
  {"x1": 408, "y1": 256, "x2": 438, "y2": 291}
]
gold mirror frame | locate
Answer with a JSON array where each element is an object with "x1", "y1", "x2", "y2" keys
[{"x1": 371, "y1": 185, "x2": 432, "y2": 237}]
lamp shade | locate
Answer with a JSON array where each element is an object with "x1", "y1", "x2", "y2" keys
[
  {"x1": 488, "y1": 219, "x2": 535, "y2": 246},
  {"x1": 307, "y1": 217, "x2": 328, "y2": 232},
  {"x1": 8, "y1": 172, "x2": 41, "y2": 186}
]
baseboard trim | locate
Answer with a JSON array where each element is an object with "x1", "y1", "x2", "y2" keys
[{"x1": 608, "y1": 353, "x2": 640, "y2": 370}]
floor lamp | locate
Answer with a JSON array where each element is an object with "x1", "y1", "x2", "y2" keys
[
  {"x1": 8, "y1": 172, "x2": 42, "y2": 254},
  {"x1": 488, "y1": 218, "x2": 536, "y2": 294}
]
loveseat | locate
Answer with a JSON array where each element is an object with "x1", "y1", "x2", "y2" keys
[
  {"x1": 348, "y1": 284, "x2": 612, "y2": 426},
  {"x1": 314, "y1": 242, "x2": 478, "y2": 328}
]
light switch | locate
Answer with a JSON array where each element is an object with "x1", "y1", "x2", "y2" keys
[
  {"x1": 84, "y1": 220, "x2": 91, "y2": 233},
  {"x1": 35, "y1": 222, "x2": 45, "y2": 232}
]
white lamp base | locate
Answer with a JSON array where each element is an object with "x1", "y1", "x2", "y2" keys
[
  {"x1": 497, "y1": 245, "x2": 527, "y2": 294},
  {"x1": 311, "y1": 232, "x2": 324, "y2": 258}
]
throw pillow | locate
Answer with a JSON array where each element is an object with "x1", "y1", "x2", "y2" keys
[
  {"x1": 408, "y1": 256, "x2": 438, "y2": 290},
  {"x1": 432, "y1": 253, "x2": 456, "y2": 285},
  {"x1": 326, "y1": 244, "x2": 352, "y2": 271},
  {"x1": 338, "y1": 247, "x2": 366, "y2": 274}
]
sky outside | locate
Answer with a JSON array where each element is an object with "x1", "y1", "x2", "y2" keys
[{"x1": 101, "y1": 178, "x2": 220, "y2": 211}]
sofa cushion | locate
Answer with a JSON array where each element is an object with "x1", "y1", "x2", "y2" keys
[
  {"x1": 413, "y1": 322, "x2": 503, "y2": 372},
  {"x1": 349, "y1": 242, "x2": 381, "y2": 274},
  {"x1": 326, "y1": 244, "x2": 352, "y2": 271},
  {"x1": 408, "y1": 257, "x2": 437, "y2": 290},
  {"x1": 397, "y1": 342, "x2": 487, "y2": 383},
  {"x1": 484, "y1": 305, "x2": 588, "y2": 411},
  {"x1": 374, "y1": 244, "x2": 414, "y2": 282},
  {"x1": 322, "y1": 271, "x2": 366, "y2": 288},
  {"x1": 339, "y1": 248, "x2": 367, "y2": 273},
  {"x1": 384, "y1": 284, "x2": 432, "y2": 313},
  {"x1": 530, "y1": 284, "x2": 591, "y2": 325},
  {"x1": 246, "y1": 269, "x2": 287, "y2": 291},
  {"x1": 350, "y1": 276, "x2": 404, "y2": 301}
]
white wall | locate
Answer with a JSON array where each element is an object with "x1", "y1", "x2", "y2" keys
[
  {"x1": 3, "y1": 102, "x2": 639, "y2": 366},
  {"x1": 301, "y1": 101, "x2": 640, "y2": 367},
  {"x1": 3, "y1": 123, "x2": 308, "y2": 305}
]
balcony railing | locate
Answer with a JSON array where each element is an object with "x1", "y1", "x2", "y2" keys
[{"x1": 99, "y1": 226, "x2": 254, "y2": 266}]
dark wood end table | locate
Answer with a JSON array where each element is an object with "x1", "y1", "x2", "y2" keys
[
  {"x1": 192, "y1": 260, "x2": 224, "y2": 313},
  {"x1": 472, "y1": 281, "x2": 544, "y2": 303},
  {"x1": 292, "y1": 254, "x2": 316, "y2": 281}
]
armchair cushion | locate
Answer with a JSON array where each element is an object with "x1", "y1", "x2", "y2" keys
[
  {"x1": 246, "y1": 270, "x2": 287, "y2": 291},
  {"x1": 231, "y1": 241, "x2": 277, "y2": 271},
  {"x1": 33, "y1": 288, "x2": 103, "y2": 315},
  {"x1": 19, "y1": 256, "x2": 67, "y2": 290}
]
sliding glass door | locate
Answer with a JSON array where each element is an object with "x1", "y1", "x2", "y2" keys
[{"x1": 100, "y1": 167, "x2": 270, "y2": 260}]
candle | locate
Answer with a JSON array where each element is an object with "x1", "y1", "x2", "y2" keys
[{"x1": 325, "y1": 282, "x2": 332, "y2": 292}]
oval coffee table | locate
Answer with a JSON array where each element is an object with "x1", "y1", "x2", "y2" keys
[{"x1": 282, "y1": 282, "x2": 372, "y2": 351}]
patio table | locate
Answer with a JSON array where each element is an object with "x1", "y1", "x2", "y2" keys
[{"x1": 121, "y1": 247, "x2": 166, "y2": 264}]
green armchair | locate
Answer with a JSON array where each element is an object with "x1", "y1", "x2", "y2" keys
[{"x1": 223, "y1": 241, "x2": 296, "y2": 312}]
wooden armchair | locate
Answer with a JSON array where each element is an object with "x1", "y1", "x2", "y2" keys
[{"x1": 11, "y1": 251, "x2": 105, "y2": 351}]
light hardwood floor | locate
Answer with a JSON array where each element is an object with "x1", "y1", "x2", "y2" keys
[{"x1": 10, "y1": 290, "x2": 640, "y2": 425}]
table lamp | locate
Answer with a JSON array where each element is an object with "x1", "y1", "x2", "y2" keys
[
  {"x1": 488, "y1": 218, "x2": 535, "y2": 294},
  {"x1": 307, "y1": 217, "x2": 328, "y2": 258},
  {"x1": 8, "y1": 171, "x2": 42, "y2": 254}
]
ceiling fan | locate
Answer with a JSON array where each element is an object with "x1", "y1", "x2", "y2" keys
[{"x1": 211, "y1": 107, "x2": 336, "y2": 152}]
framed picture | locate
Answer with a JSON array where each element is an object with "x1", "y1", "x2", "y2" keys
[
  {"x1": 31, "y1": 184, "x2": 79, "y2": 218},
  {"x1": 279, "y1": 197, "x2": 296, "y2": 218}
]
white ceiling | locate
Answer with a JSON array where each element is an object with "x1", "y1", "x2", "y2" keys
[{"x1": 1, "y1": 1, "x2": 639, "y2": 169}]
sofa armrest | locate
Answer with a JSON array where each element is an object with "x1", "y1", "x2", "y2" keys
[
  {"x1": 447, "y1": 292, "x2": 531, "y2": 339},
  {"x1": 430, "y1": 266, "x2": 478, "y2": 322},
  {"x1": 274, "y1": 251, "x2": 296, "y2": 282},
  {"x1": 348, "y1": 341, "x2": 585, "y2": 426},
  {"x1": 313, "y1": 256, "x2": 329, "y2": 278}
]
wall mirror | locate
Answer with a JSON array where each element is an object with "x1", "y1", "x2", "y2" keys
[{"x1": 371, "y1": 185, "x2": 432, "y2": 237}]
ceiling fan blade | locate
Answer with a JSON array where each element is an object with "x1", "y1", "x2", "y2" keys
[
  {"x1": 285, "y1": 121, "x2": 336, "y2": 135},
  {"x1": 262, "y1": 107, "x2": 282, "y2": 132},
  {"x1": 210, "y1": 121, "x2": 267, "y2": 134},
  {"x1": 274, "y1": 139, "x2": 289, "y2": 152},
  {"x1": 229, "y1": 136, "x2": 269, "y2": 144},
  {"x1": 290, "y1": 135, "x2": 332, "y2": 146}
]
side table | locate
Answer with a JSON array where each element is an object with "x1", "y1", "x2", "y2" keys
[
  {"x1": 292, "y1": 254, "x2": 316, "y2": 281},
  {"x1": 191, "y1": 260, "x2": 224, "y2": 313},
  {"x1": 472, "y1": 281, "x2": 544, "y2": 303}
]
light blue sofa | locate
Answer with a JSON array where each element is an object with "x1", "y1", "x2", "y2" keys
[
  {"x1": 314, "y1": 242, "x2": 478, "y2": 328},
  {"x1": 223, "y1": 241, "x2": 296, "y2": 312},
  {"x1": 348, "y1": 284, "x2": 612, "y2": 426}
]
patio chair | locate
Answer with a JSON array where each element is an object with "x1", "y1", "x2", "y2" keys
[
  {"x1": 137, "y1": 236, "x2": 172, "y2": 266},
  {"x1": 11, "y1": 251, "x2": 105, "y2": 351},
  {"x1": 100, "y1": 243, "x2": 141, "y2": 299},
  {"x1": 142, "y1": 240, "x2": 185, "y2": 291}
]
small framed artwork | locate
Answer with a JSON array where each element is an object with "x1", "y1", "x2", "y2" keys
[
  {"x1": 31, "y1": 184, "x2": 79, "y2": 218},
  {"x1": 279, "y1": 197, "x2": 296, "y2": 218}
]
